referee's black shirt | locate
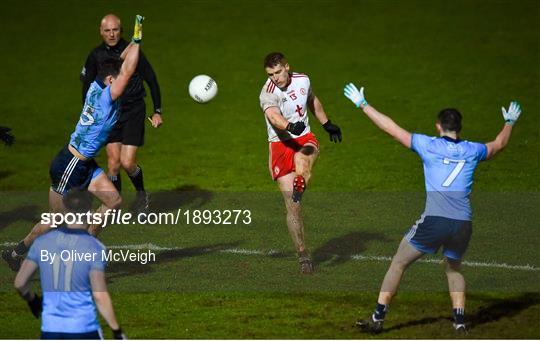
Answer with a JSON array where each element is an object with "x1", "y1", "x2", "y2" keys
[{"x1": 80, "y1": 38, "x2": 161, "y2": 116}]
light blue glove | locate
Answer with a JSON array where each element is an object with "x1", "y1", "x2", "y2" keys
[
  {"x1": 502, "y1": 101, "x2": 521, "y2": 125},
  {"x1": 344, "y1": 83, "x2": 368, "y2": 108}
]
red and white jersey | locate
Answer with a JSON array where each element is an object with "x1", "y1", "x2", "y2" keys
[{"x1": 259, "y1": 72, "x2": 312, "y2": 142}]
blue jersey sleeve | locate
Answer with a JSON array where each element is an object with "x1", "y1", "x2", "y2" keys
[
  {"x1": 411, "y1": 133, "x2": 434, "y2": 159},
  {"x1": 471, "y1": 142, "x2": 488, "y2": 161}
]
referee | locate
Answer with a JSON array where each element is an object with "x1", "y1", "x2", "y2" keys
[{"x1": 80, "y1": 14, "x2": 161, "y2": 213}]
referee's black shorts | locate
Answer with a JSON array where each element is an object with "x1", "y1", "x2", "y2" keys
[{"x1": 108, "y1": 99, "x2": 146, "y2": 146}]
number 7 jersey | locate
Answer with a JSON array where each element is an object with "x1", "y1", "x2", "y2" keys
[
  {"x1": 411, "y1": 134, "x2": 488, "y2": 221},
  {"x1": 259, "y1": 73, "x2": 312, "y2": 142}
]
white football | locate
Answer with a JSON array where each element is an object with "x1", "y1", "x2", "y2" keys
[{"x1": 188, "y1": 75, "x2": 218, "y2": 103}]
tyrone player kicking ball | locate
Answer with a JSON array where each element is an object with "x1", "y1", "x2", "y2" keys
[{"x1": 259, "y1": 52, "x2": 342, "y2": 274}]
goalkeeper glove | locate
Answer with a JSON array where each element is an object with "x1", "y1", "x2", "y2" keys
[
  {"x1": 0, "y1": 126, "x2": 14, "y2": 146},
  {"x1": 27, "y1": 293, "x2": 42, "y2": 319},
  {"x1": 502, "y1": 101, "x2": 521, "y2": 126},
  {"x1": 112, "y1": 327, "x2": 127, "y2": 339},
  {"x1": 344, "y1": 83, "x2": 368, "y2": 108},
  {"x1": 323, "y1": 120, "x2": 342, "y2": 143},
  {"x1": 286, "y1": 121, "x2": 306, "y2": 135},
  {"x1": 131, "y1": 15, "x2": 144, "y2": 44}
]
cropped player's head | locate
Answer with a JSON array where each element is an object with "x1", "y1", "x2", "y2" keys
[
  {"x1": 97, "y1": 58, "x2": 122, "y2": 85},
  {"x1": 264, "y1": 52, "x2": 290, "y2": 88},
  {"x1": 63, "y1": 188, "x2": 93, "y2": 215},
  {"x1": 100, "y1": 14, "x2": 122, "y2": 47},
  {"x1": 437, "y1": 108, "x2": 462, "y2": 135}
]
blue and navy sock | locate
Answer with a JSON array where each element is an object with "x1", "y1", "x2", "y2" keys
[
  {"x1": 453, "y1": 307, "x2": 465, "y2": 325},
  {"x1": 109, "y1": 174, "x2": 122, "y2": 192},
  {"x1": 374, "y1": 302, "x2": 388, "y2": 321}
]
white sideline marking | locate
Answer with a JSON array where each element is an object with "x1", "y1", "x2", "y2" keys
[{"x1": 2, "y1": 241, "x2": 538, "y2": 272}]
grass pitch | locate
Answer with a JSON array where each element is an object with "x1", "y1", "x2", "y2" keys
[{"x1": 0, "y1": 0, "x2": 539, "y2": 338}]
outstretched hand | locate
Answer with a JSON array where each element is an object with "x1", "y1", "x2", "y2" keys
[
  {"x1": 344, "y1": 83, "x2": 368, "y2": 108},
  {"x1": 502, "y1": 101, "x2": 521, "y2": 126}
]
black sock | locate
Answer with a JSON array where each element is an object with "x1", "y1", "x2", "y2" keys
[
  {"x1": 129, "y1": 165, "x2": 145, "y2": 192},
  {"x1": 109, "y1": 174, "x2": 122, "y2": 192},
  {"x1": 374, "y1": 302, "x2": 388, "y2": 321},
  {"x1": 453, "y1": 308, "x2": 465, "y2": 325},
  {"x1": 13, "y1": 240, "x2": 28, "y2": 256}
]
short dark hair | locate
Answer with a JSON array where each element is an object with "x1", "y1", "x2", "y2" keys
[
  {"x1": 63, "y1": 188, "x2": 93, "y2": 214},
  {"x1": 97, "y1": 58, "x2": 122, "y2": 80},
  {"x1": 264, "y1": 52, "x2": 287, "y2": 68},
  {"x1": 437, "y1": 108, "x2": 462, "y2": 133}
]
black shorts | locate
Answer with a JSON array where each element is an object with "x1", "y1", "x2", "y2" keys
[
  {"x1": 108, "y1": 100, "x2": 146, "y2": 146},
  {"x1": 405, "y1": 215, "x2": 472, "y2": 260},
  {"x1": 50, "y1": 145, "x2": 103, "y2": 195}
]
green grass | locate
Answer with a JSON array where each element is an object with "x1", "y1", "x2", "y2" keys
[{"x1": 0, "y1": 0, "x2": 539, "y2": 338}]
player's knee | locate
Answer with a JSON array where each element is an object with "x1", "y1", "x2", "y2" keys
[
  {"x1": 444, "y1": 258, "x2": 461, "y2": 273},
  {"x1": 114, "y1": 195, "x2": 122, "y2": 209},
  {"x1": 108, "y1": 158, "x2": 121, "y2": 173},
  {"x1": 107, "y1": 195, "x2": 122, "y2": 210},
  {"x1": 121, "y1": 159, "x2": 137, "y2": 174},
  {"x1": 390, "y1": 256, "x2": 409, "y2": 272},
  {"x1": 300, "y1": 145, "x2": 317, "y2": 156}
]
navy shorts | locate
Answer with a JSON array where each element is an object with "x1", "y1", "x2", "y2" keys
[
  {"x1": 41, "y1": 330, "x2": 102, "y2": 339},
  {"x1": 405, "y1": 215, "x2": 472, "y2": 260},
  {"x1": 50, "y1": 145, "x2": 103, "y2": 195}
]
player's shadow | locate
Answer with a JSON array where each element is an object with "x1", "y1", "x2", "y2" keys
[
  {"x1": 106, "y1": 241, "x2": 241, "y2": 281},
  {"x1": 0, "y1": 170, "x2": 14, "y2": 181},
  {"x1": 380, "y1": 293, "x2": 540, "y2": 333},
  {"x1": 135, "y1": 184, "x2": 214, "y2": 212},
  {"x1": 468, "y1": 292, "x2": 540, "y2": 327},
  {"x1": 0, "y1": 205, "x2": 40, "y2": 231},
  {"x1": 312, "y1": 231, "x2": 390, "y2": 266}
]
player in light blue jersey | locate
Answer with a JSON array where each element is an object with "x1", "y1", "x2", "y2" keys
[
  {"x1": 14, "y1": 189, "x2": 126, "y2": 339},
  {"x1": 3, "y1": 16, "x2": 144, "y2": 272},
  {"x1": 344, "y1": 83, "x2": 522, "y2": 333}
]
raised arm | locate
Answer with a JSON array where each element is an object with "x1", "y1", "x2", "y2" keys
[
  {"x1": 110, "y1": 15, "x2": 144, "y2": 101},
  {"x1": 485, "y1": 101, "x2": 521, "y2": 159},
  {"x1": 344, "y1": 83, "x2": 411, "y2": 148},
  {"x1": 91, "y1": 270, "x2": 126, "y2": 339}
]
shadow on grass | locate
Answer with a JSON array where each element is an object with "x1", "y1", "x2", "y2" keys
[
  {"x1": 313, "y1": 231, "x2": 390, "y2": 266},
  {"x1": 0, "y1": 171, "x2": 14, "y2": 181},
  {"x1": 106, "y1": 241, "x2": 241, "y2": 281},
  {"x1": 0, "y1": 205, "x2": 40, "y2": 232},
  {"x1": 468, "y1": 292, "x2": 540, "y2": 327},
  {"x1": 380, "y1": 293, "x2": 540, "y2": 333},
  {"x1": 135, "y1": 185, "x2": 214, "y2": 212}
]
